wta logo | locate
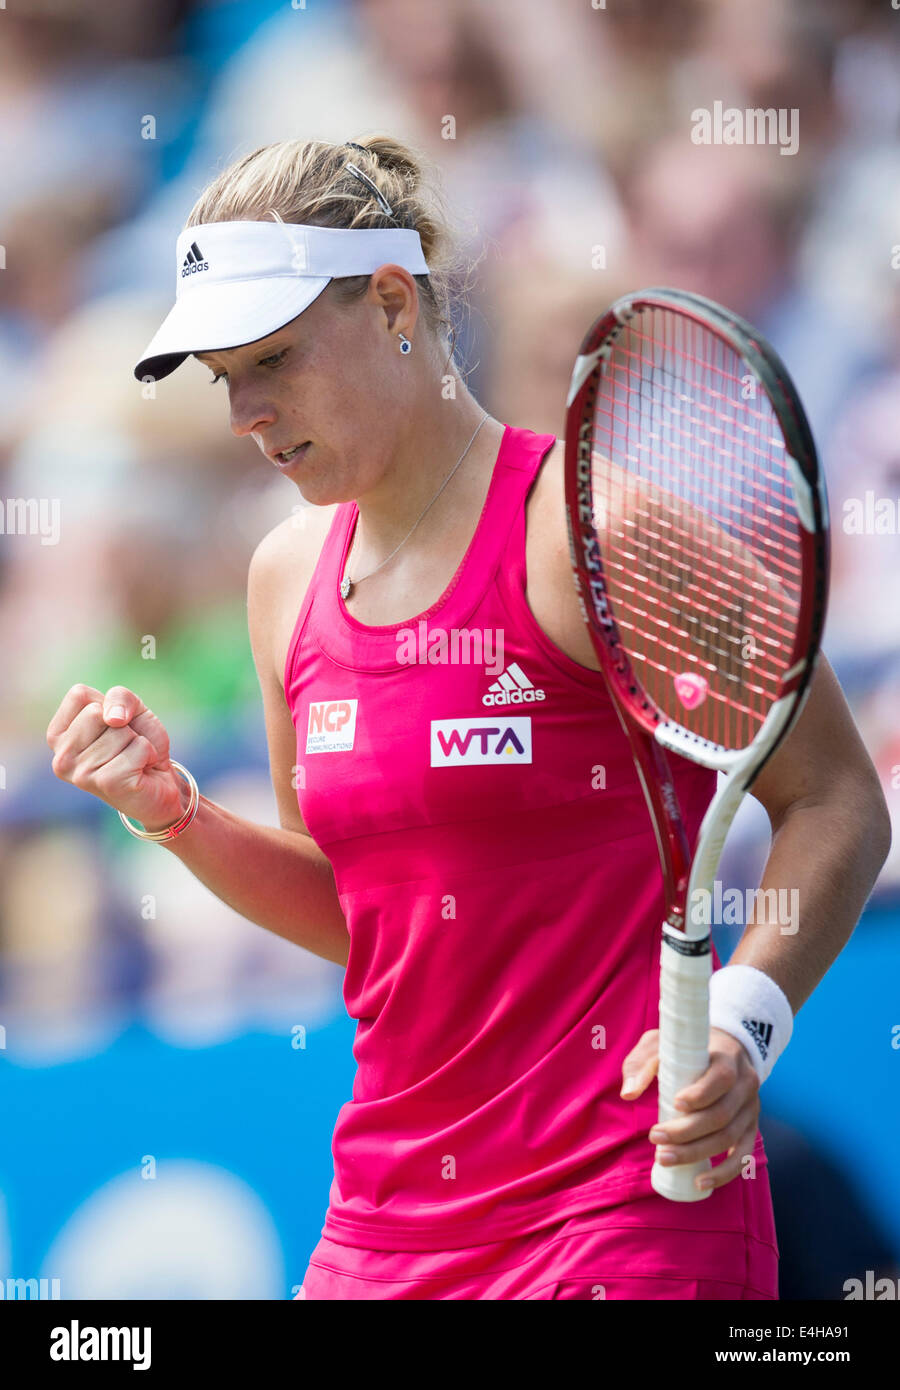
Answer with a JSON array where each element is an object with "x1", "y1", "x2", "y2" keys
[
  {"x1": 306, "y1": 699, "x2": 358, "y2": 753},
  {"x1": 430, "y1": 717, "x2": 532, "y2": 766}
]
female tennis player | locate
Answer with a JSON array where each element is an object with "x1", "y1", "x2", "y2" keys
[{"x1": 46, "y1": 136, "x2": 890, "y2": 1300}]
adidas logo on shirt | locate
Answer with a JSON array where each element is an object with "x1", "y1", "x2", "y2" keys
[
  {"x1": 482, "y1": 662, "x2": 546, "y2": 706},
  {"x1": 181, "y1": 241, "x2": 209, "y2": 277},
  {"x1": 741, "y1": 1017, "x2": 773, "y2": 1060}
]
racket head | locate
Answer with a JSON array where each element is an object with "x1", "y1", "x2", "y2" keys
[{"x1": 564, "y1": 286, "x2": 829, "y2": 777}]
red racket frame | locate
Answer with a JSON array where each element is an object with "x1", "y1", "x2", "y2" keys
[{"x1": 564, "y1": 287, "x2": 829, "y2": 933}]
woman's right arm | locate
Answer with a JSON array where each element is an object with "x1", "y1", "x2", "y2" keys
[{"x1": 47, "y1": 514, "x2": 351, "y2": 968}]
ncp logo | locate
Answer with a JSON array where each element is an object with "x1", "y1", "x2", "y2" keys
[
  {"x1": 430, "y1": 717, "x2": 532, "y2": 766},
  {"x1": 306, "y1": 699, "x2": 358, "y2": 754}
]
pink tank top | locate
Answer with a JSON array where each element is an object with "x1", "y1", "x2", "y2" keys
[{"x1": 284, "y1": 422, "x2": 722, "y2": 1251}]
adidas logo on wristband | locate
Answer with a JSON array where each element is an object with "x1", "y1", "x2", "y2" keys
[{"x1": 741, "y1": 1017, "x2": 774, "y2": 1059}]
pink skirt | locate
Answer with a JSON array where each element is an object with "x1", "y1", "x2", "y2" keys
[{"x1": 297, "y1": 1167, "x2": 779, "y2": 1300}]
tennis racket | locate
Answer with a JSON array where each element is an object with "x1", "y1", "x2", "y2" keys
[{"x1": 563, "y1": 287, "x2": 829, "y2": 1201}]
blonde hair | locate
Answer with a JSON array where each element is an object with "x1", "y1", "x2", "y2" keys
[{"x1": 185, "y1": 134, "x2": 472, "y2": 361}]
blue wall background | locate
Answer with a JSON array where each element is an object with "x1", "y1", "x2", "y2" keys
[{"x1": 2, "y1": 900, "x2": 897, "y2": 1299}]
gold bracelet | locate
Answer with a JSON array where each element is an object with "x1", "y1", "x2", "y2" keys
[{"x1": 118, "y1": 760, "x2": 200, "y2": 842}]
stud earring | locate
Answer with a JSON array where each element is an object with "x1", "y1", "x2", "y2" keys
[{"x1": 397, "y1": 332, "x2": 412, "y2": 354}]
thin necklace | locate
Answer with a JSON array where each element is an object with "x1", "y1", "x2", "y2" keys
[{"x1": 340, "y1": 410, "x2": 490, "y2": 601}]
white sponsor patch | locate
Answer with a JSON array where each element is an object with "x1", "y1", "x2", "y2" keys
[
  {"x1": 430, "y1": 716, "x2": 532, "y2": 766},
  {"x1": 306, "y1": 699, "x2": 358, "y2": 753}
]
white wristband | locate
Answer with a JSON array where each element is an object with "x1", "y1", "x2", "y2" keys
[{"x1": 708, "y1": 964, "x2": 794, "y2": 1085}]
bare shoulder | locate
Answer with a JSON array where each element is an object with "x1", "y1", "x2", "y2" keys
[
  {"x1": 249, "y1": 501, "x2": 338, "y2": 574},
  {"x1": 526, "y1": 435, "x2": 566, "y2": 518},
  {"x1": 523, "y1": 437, "x2": 601, "y2": 672},
  {"x1": 248, "y1": 502, "x2": 339, "y2": 685}
]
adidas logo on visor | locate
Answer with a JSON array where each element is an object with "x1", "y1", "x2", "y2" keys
[
  {"x1": 181, "y1": 241, "x2": 209, "y2": 278},
  {"x1": 482, "y1": 662, "x2": 546, "y2": 706}
]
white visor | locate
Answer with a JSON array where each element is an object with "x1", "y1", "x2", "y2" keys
[{"x1": 134, "y1": 220, "x2": 430, "y2": 382}]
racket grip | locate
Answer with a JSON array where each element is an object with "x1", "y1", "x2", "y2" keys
[{"x1": 650, "y1": 930, "x2": 713, "y2": 1202}]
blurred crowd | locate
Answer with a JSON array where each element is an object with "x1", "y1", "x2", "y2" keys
[{"x1": 0, "y1": 0, "x2": 898, "y2": 1041}]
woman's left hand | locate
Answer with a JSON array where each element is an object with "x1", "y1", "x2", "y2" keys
[{"x1": 620, "y1": 1027, "x2": 761, "y2": 1192}]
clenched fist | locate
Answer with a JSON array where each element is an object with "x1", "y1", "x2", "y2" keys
[{"x1": 47, "y1": 684, "x2": 186, "y2": 833}]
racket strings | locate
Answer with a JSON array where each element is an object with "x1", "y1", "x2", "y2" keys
[
  {"x1": 606, "y1": 567, "x2": 792, "y2": 684},
  {"x1": 601, "y1": 353, "x2": 801, "y2": 565},
  {"x1": 600, "y1": 395, "x2": 804, "y2": 571},
  {"x1": 607, "y1": 529, "x2": 790, "y2": 716},
  {"x1": 609, "y1": 499, "x2": 799, "y2": 643},
  {"x1": 590, "y1": 306, "x2": 804, "y2": 751}
]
